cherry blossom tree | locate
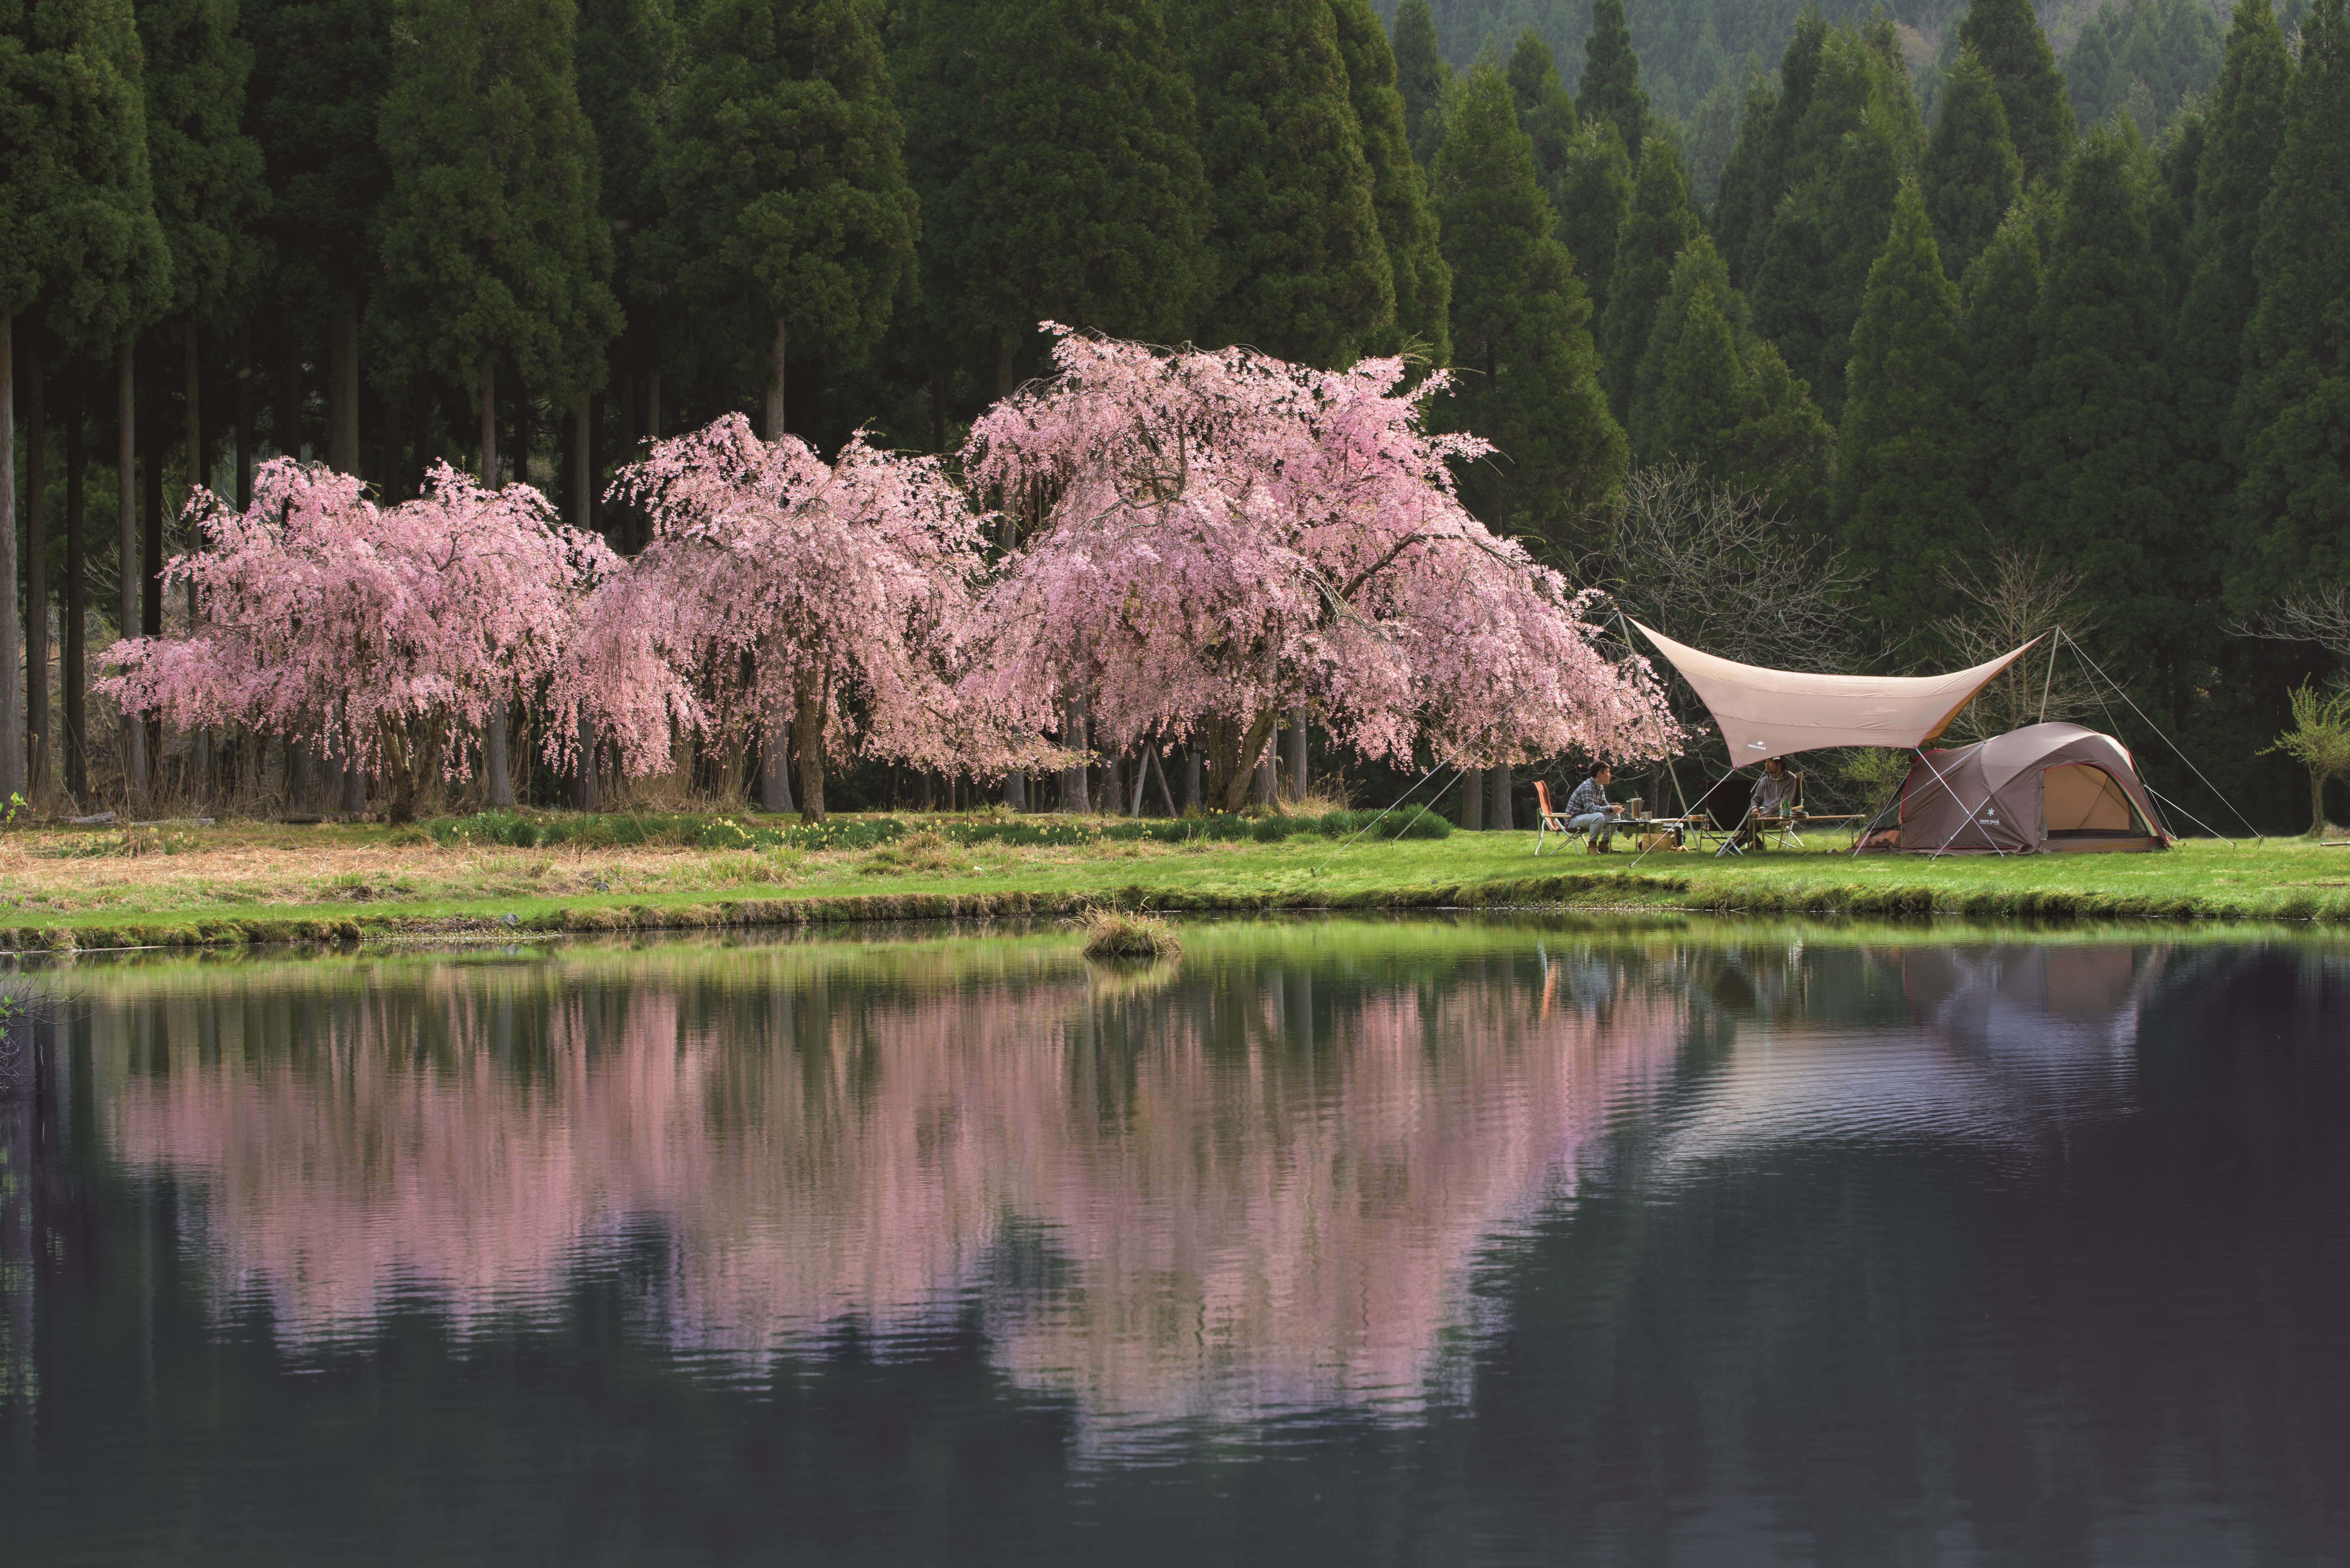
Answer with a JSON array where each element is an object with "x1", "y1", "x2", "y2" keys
[
  {"x1": 101, "y1": 458, "x2": 615, "y2": 821},
  {"x1": 580, "y1": 415, "x2": 1012, "y2": 821},
  {"x1": 964, "y1": 326, "x2": 1678, "y2": 810}
]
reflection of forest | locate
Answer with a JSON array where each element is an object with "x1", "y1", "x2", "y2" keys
[{"x1": 91, "y1": 931, "x2": 1687, "y2": 1430}]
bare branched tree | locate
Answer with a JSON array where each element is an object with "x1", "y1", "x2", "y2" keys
[
  {"x1": 1935, "y1": 546, "x2": 2103, "y2": 742},
  {"x1": 1580, "y1": 465, "x2": 1858, "y2": 673},
  {"x1": 1567, "y1": 466, "x2": 1860, "y2": 815},
  {"x1": 2241, "y1": 584, "x2": 2350, "y2": 665}
]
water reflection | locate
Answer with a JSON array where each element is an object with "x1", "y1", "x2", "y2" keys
[
  {"x1": 12, "y1": 924, "x2": 2348, "y2": 1566},
  {"x1": 1658, "y1": 944, "x2": 2168, "y2": 1169},
  {"x1": 89, "y1": 931, "x2": 1684, "y2": 1436}
]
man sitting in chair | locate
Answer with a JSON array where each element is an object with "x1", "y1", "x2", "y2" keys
[
  {"x1": 1565, "y1": 765, "x2": 1625, "y2": 851},
  {"x1": 1733, "y1": 756, "x2": 1798, "y2": 850}
]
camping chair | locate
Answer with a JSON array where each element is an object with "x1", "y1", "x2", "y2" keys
[
  {"x1": 1534, "y1": 780, "x2": 1618, "y2": 855},
  {"x1": 1755, "y1": 773, "x2": 1803, "y2": 849},
  {"x1": 1533, "y1": 780, "x2": 1579, "y2": 855}
]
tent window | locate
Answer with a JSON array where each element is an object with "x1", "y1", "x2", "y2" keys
[{"x1": 2043, "y1": 764, "x2": 2145, "y2": 837}]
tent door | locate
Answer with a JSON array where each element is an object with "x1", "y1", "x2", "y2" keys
[{"x1": 2041, "y1": 763, "x2": 2146, "y2": 839}]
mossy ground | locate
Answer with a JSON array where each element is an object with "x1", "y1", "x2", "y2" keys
[{"x1": 1, "y1": 809, "x2": 2345, "y2": 951}]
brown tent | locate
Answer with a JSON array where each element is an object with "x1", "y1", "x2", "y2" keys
[{"x1": 1893, "y1": 723, "x2": 2170, "y2": 854}]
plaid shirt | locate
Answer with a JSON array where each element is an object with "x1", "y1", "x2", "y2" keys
[{"x1": 1565, "y1": 777, "x2": 1612, "y2": 818}]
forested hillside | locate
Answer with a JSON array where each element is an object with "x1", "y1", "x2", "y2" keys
[
  {"x1": 4, "y1": 0, "x2": 2349, "y2": 833},
  {"x1": 1376, "y1": 0, "x2": 2248, "y2": 141}
]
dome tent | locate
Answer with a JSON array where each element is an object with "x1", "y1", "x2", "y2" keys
[{"x1": 1896, "y1": 723, "x2": 2170, "y2": 854}]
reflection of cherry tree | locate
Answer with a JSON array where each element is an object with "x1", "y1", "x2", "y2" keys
[{"x1": 98, "y1": 945, "x2": 1684, "y2": 1435}]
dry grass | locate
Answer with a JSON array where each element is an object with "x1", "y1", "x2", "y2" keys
[{"x1": 0, "y1": 815, "x2": 1209, "y2": 917}]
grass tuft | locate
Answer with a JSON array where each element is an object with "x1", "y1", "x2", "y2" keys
[{"x1": 1078, "y1": 908, "x2": 1182, "y2": 961}]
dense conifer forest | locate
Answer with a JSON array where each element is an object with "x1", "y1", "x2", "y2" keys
[{"x1": 3, "y1": 0, "x2": 2347, "y2": 830}]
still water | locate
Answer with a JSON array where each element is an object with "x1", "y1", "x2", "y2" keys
[{"x1": 2, "y1": 920, "x2": 2346, "y2": 1565}]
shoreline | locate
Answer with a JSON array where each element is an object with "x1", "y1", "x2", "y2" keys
[
  {"x1": 7, "y1": 865, "x2": 2346, "y2": 956},
  {"x1": 5, "y1": 811, "x2": 2346, "y2": 955}
]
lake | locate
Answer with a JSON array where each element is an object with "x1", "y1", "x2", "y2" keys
[{"x1": 2, "y1": 919, "x2": 2346, "y2": 1565}]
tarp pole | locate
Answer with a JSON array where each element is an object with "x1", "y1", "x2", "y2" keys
[
  {"x1": 2038, "y1": 626, "x2": 2059, "y2": 725},
  {"x1": 1614, "y1": 606, "x2": 1693, "y2": 820}
]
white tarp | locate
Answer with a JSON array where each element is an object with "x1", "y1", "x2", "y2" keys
[{"x1": 1631, "y1": 622, "x2": 2037, "y2": 762}]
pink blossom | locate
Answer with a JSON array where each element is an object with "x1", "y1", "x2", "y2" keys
[
  {"x1": 100, "y1": 459, "x2": 615, "y2": 816},
  {"x1": 964, "y1": 327, "x2": 1679, "y2": 809},
  {"x1": 582, "y1": 415, "x2": 1025, "y2": 818}
]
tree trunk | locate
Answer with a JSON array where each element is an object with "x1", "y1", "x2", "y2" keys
[
  {"x1": 761, "y1": 723, "x2": 795, "y2": 813},
  {"x1": 485, "y1": 704, "x2": 512, "y2": 808},
  {"x1": 2312, "y1": 768, "x2": 2330, "y2": 839},
  {"x1": 341, "y1": 712, "x2": 366, "y2": 815},
  {"x1": 0, "y1": 314, "x2": 22, "y2": 803},
  {"x1": 141, "y1": 411, "x2": 162, "y2": 637},
  {"x1": 329, "y1": 299, "x2": 360, "y2": 474},
  {"x1": 118, "y1": 343, "x2": 145, "y2": 809},
  {"x1": 1464, "y1": 766, "x2": 1485, "y2": 831},
  {"x1": 26, "y1": 337, "x2": 47, "y2": 800},
  {"x1": 1286, "y1": 707, "x2": 1307, "y2": 802},
  {"x1": 1490, "y1": 762, "x2": 1514, "y2": 831},
  {"x1": 288, "y1": 742, "x2": 311, "y2": 814},
  {"x1": 234, "y1": 323, "x2": 253, "y2": 508},
  {"x1": 1203, "y1": 711, "x2": 1283, "y2": 812},
  {"x1": 479, "y1": 362, "x2": 513, "y2": 809},
  {"x1": 479, "y1": 361, "x2": 498, "y2": 483},
  {"x1": 64, "y1": 359, "x2": 86, "y2": 803},
  {"x1": 1184, "y1": 746, "x2": 1202, "y2": 813},
  {"x1": 1059, "y1": 700, "x2": 1090, "y2": 813},
  {"x1": 766, "y1": 317, "x2": 788, "y2": 442},
  {"x1": 1150, "y1": 747, "x2": 1179, "y2": 817},
  {"x1": 511, "y1": 379, "x2": 531, "y2": 492},
  {"x1": 184, "y1": 321, "x2": 210, "y2": 800},
  {"x1": 1001, "y1": 769, "x2": 1026, "y2": 810},
  {"x1": 997, "y1": 334, "x2": 1019, "y2": 399},
  {"x1": 575, "y1": 712, "x2": 599, "y2": 811},
  {"x1": 645, "y1": 359, "x2": 660, "y2": 442},
  {"x1": 572, "y1": 399, "x2": 593, "y2": 536},
  {"x1": 792, "y1": 681, "x2": 826, "y2": 823},
  {"x1": 1255, "y1": 750, "x2": 1275, "y2": 806},
  {"x1": 277, "y1": 328, "x2": 300, "y2": 460}
]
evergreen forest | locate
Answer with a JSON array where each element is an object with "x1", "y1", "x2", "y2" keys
[{"x1": 4, "y1": 0, "x2": 2349, "y2": 832}]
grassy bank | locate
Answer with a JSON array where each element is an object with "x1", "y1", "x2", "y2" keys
[{"x1": 1, "y1": 809, "x2": 2346, "y2": 951}]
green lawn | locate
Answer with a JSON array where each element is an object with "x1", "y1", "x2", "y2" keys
[{"x1": 2, "y1": 810, "x2": 2346, "y2": 951}]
